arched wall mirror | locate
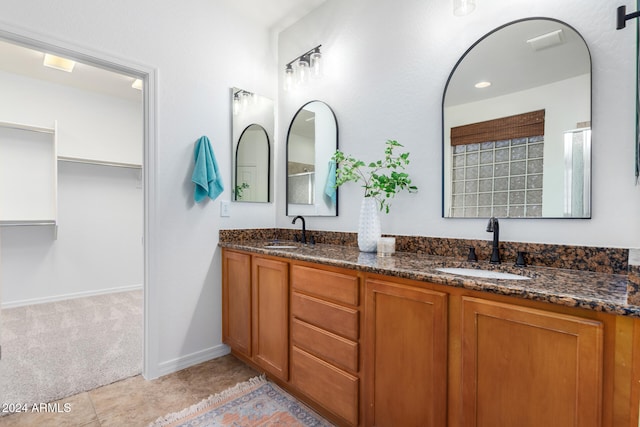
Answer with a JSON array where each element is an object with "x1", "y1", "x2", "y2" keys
[
  {"x1": 231, "y1": 87, "x2": 273, "y2": 203},
  {"x1": 442, "y1": 18, "x2": 592, "y2": 219},
  {"x1": 235, "y1": 124, "x2": 270, "y2": 202},
  {"x1": 286, "y1": 100, "x2": 338, "y2": 216}
]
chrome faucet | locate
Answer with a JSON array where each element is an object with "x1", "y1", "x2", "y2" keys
[
  {"x1": 486, "y1": 217, "x2": 501, "y2": 264},
  {"x1": 292, "y1": 215, "x2": 306, "y2": 244}
]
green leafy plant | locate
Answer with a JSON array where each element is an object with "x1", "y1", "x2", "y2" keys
[
  {"x1": 233, "y1": 182, "x2": 250, "y2": 200},
  {"x1": 332, "y1": 139, "x2": 418, "y2": 213}
]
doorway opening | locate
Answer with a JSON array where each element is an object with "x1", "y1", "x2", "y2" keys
[{"x1": 0, "y1": 28, "x2": 155, "y2": 406}]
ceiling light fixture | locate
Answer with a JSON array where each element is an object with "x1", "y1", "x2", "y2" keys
[
  {"x1": 43, "y1": 53, "x2": 76, "y2": 72},
  {"x1": 284, "y1": 45, "x2": 322, "y2": 92},
  {"x1": 453, "y1": 0, "x2": 476, "y2": 16},
  {"x1": 475, "y1": 81, "x2": 491, "y2": 88},
  {"x1": 132, "y1": 79, "x2": 143, "y2": 90}
]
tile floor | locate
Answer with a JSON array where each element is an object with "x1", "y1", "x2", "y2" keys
[{"x1": 0, "y1": 354, "x2": 258, "y2": 427}]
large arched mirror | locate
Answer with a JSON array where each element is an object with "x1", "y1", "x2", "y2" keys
[
  {"x1": 231, "y1": 87, "x2": 273, "y2": 203},
  {"x1": 442, "y1": 18, "x2": 591, "y2": 218},
  {"x1": 286, "y1": 100, "x2": 338, "y2": 216},
  {"x1": 235, "y1": 124, "x2": 270, "y2": 202}
]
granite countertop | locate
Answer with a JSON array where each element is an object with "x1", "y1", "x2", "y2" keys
[{"x1": 220, "y1": 240, "x2": 640, "y2": 318}]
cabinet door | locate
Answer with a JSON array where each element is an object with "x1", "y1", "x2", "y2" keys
[
  {"x1": 252, "y1": 256, "x2": 289, "y2": 381},
  {"x1": 460, "y1": 297, "x2": 603, "y2": 427},
  {"x1": 364, "y1": 278, "x2": 448, "y2": 427},
  {"x1": 222, "y1": 250, "x2": 252, "y2": 357}
]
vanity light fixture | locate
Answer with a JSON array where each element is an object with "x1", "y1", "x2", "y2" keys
[
  {"x1": 43, "y1": 53, "x2": 76, "y2": 72},
  {"x1": 453, "y1": 0, "x2": 476, "y2": 16},
  {"x1": 284, "y1": 45, "x2": 322, "y2": 92},
  {"x1": 475, "y1": 81, "x2": 491, "y2": 88},
  {"x1": 233, "y1": 89, "x2": 254, "y2": 115}
]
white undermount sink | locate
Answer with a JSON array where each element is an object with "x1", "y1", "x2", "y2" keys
[{"x1": 435, "y1": 267, "x2": 531, "y2": 280}]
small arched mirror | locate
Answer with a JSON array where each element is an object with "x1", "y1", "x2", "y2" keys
[
  {"x1": 235, "y1": 124, "x2": 270, "y2": 202},
  {"x1": 286, "y1": 100, "x2": 338, "y2": 216},
  {"x1": 231, "y1": 87, "x2": 273, "y2": 202},
  {"x1": 442, "y1": 18, "x2": 591, "y2": 218}
]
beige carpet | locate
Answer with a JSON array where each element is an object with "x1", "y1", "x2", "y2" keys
[{"x1": 0, "y1": 290, "x2": 143, "y2": 410}]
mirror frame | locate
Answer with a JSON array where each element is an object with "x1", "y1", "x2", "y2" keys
[
  {"x1": 234, "y1": 123, "x2": 270, "y2": 202},
  {"x1": 286, "y1": 100, "x2": 339, "y2": 217},
  {"x1": 231, "y1": 87, "x2": 274, "y2": 203},
  {"x1": 441, "y1": 17, "x2": 592, "y2": 219}
]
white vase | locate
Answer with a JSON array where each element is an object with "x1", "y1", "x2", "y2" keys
[{"x1": 358, "y1": 197, "x2": 381, "y2": 252}]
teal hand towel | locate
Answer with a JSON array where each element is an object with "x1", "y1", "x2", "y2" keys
[
  {"x1": 324, "y1": 160, "x2": 337, "y2": 204},
  {"x1": 192, "y1": 136, "x2": 224, "y2": 202}
]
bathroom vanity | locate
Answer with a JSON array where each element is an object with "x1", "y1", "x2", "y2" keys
[{"x1": 220, "y1": 240, "x2": 640, "y2": 427}]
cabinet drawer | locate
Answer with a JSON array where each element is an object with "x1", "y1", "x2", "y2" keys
[
  {"x1": 291, "y1": 265, "x2": 359, "y2": 306},
  {"x1": 291, "y1": 318, "x2": 359, "y2": 373},
  {"x1": 291, "y1": 292, "x2": 359, "y2": 340},
  {"x1": 291, "y1": 346, "x2": 359, "y2": 426}
]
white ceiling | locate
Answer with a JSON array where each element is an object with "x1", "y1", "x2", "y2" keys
[{"x1": 0, "y1": 0, "x2": 325, "y2": 102}]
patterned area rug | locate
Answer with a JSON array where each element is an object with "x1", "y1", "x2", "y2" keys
[{"x1": 149, "y1": 375, "x2": 334, "y2": 427}]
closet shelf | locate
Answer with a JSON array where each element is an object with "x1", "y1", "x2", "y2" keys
[
  {"x1": 0, "y1": 120, "x2": 55, "y2": 134},
  {"x1": 0, "y1": 220, "x2": 56, "y2": 226},
  {"x1": 57, "y1": 156, "x2": 142, "y2": 169}
]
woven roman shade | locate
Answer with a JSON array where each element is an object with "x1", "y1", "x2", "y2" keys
[{"x1": 451, "y1": 109, "x2": 545, "y2": 146}]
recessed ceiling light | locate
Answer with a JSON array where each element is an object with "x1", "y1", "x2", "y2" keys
[
  {"x1": 131, "y1": 79, "x2": 143, "y2": 90},
  {"x1": 43, "y1": 53, "x2": 75, "y2": 72},
  {"x1": 475, "y1": 81, "x2": 491, "y2": 89}
]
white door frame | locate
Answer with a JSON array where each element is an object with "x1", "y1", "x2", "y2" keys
[{"x1": 0, "y1": 22, "x2": 158, "y2": 379}]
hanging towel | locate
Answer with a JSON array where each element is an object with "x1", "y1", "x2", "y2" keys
[
  {"x1": 324, "y1": 160, "x2": 337, "y2": 205},
  {"x1": 192, "y1": 135, "x2": 224, "y2": 202}
]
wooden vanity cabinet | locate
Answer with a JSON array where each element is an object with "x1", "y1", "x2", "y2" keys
[
  {"x1": 364, "y1": 277, "x2": 448, "y2": 427},
  {"x1": 222, "y1": 250, "x2": 252, "y2": 357},
  {"x1": 458, "y1": 297, "x2": 603, "y2": 427},
  {"x1": 223, "y1": 249, "x2": 640, "y2": 426},
  {"x1": 221, "y1": 249, "x2": 289, "y2": 381},
  {"x1": 290, "y1": 263, "x2": 362, "y2": 427}
]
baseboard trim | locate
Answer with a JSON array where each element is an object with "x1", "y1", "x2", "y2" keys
[
  {"x1": 1, "y1": 284, "x2": 144, "y2": 309},
  {"x1": 154, "y1": 344, "x2": 231, "y2": 378}
]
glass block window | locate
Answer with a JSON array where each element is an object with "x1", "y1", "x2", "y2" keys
[{"x1": 450, "y1": 136, "x2": 544, "y2": 218}]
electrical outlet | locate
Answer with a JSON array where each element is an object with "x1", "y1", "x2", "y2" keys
[{"x1": 220, "y1": 200, "x2": 230, "y2": 217}]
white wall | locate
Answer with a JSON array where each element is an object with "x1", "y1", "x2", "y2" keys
[
  {"x1": 0, "y1": 70, "x2": 142, "y2": 164},
  {"x1": 277, "y1": 0, "x2": 640, "y2": 248},
  {"x1": 0, "y1": 0, "x2": 278, "y2": 378},
  {"x1": 1, "y1": 162, "x2": 143, "y2": 306}
]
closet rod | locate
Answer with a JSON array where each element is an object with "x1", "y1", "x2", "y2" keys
[
  {"x1": 57, "y1": 156, "x2": 142, "y2": 169},
  {"x1": 0, "y1": 120, "x2": 55, "y2": 134}
]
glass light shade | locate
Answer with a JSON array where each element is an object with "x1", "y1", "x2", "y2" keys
[
  {"x1": 284, "y1": 65, "x2": 295, "y2": 92},
  {"x1": 232, "y1": 94, "x2": 241, "y2": 115},
  {"x1": 453, "y1": 0, "x2": 476, "y2": 16},
  {"x1": 297, "y1": 58, "x2": 310, "y2": 86},
  {"x1": 241, "y1": 91, "x2": 251, "y2": 110},
  {"x1": 310, "y1": 50, "x2": 323, "y2": 79}
]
